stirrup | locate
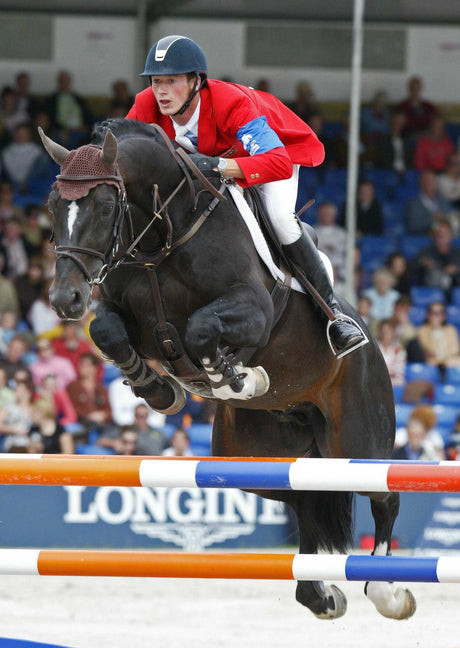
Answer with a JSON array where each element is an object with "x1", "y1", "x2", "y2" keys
[{"x1": 326, "y1": 314, "x2": 369, "y2": 359}]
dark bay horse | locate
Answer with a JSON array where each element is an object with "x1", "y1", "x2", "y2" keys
[{"x1": 39, "y1": 118, "x2": 415, "y2": 620}]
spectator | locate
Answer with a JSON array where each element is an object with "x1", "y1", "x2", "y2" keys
[
  {"x1": 357, "y1": 295, "x2": 379, "y2": 338},
  {"x1": 117, "y1": 427, "x2": 138, "y2": 455},
  {"x1": 306, "y1": 113, "x2": 334, "y2": 174},
  {"x1": 51, "y1": 320, "x2": 100, "y2": 377},
  {"x1": 14, "y1": 71, "x2": 42, "y2": 121},
  {"x1": 37, "y1": 373, "x2": 78, "y2": 428},
  {"x1": 162, "y1": 427, "x2": 194, "y2": 457},
  {"x1": 130, "y1": 403, "x2": 169, "y2": 455},
  {"x1": 22, "y1": 204, "x2": 48, "y2": 254},
  {"x1": 0, "y1": 310, "x2": 23, "y2": 354},
  {"x1": 374, "y1": 110, "x2": 412, "y2": 176},
  {"x1": 0, "y1": 378, "x2": 35, "y2": 452},
  {"x1": 363, "y1": 267, "x2": 400, "y2": 321},
  {"x1": 414, "y1": 115, "x2": 455, "y2": 173},
  {"x1": 108, "y1": 80, "x2": 134, "y2": 116},
  {"x1": 417, "y1": 300, "x2": 460, "y2": 371},
  {"x1": 45, "y1": 70, "x2": 93, "y2": 147},
  {"x1": 255, "y1": 78, "x2": 271, "y2": 93},
  {"x1": 67, "y1": 352, "x2": 116, "y2": 442},
  {"x1": 410, "y1": 219, "x2": 460, "y2": 293},
  {"x1": 28, "y1": 279, "x2": 61, "y2": 335},
  {"x1": 0, "y1": 366, "x2": 15, "y2": 407},
  {"x1": 376, "y1": 319, "x2": 407, "y2": 387},
  {"x1": 393, "y1": 405, "x2": 444, "y2": 460},
  {"x1": 286, "y1": 80, "x2": 320, "y2": 123},
  {"x1": 361, "y1": 90, "x2": 391, "y2": 139},
  {"x1": 397, "y1": 75, "x2": 438, "y2": 141},
  {"x1": 340, "y1": 180, "x2": 383, "y2": 236},
  {"x1": 390, "y1": 296, "x2": 425, "y2": 361},
  {"x1": 438, "y1": 153, "x2": 460, "y2": 210},
  {"x1": 107, "y1": 373, "x2": 166, "y2": 429},
  {"x1": 404, "y1": 170, "x2": 452, "y2": 235},
  {"x1": 314, "y1": 201, "x2": 347, "y2": 284},
  {"x1": 0, "y1": 181, "x2": 25, "y2": 226},
  {"x1": 386, "y1": 252, "x2": 412, "y2": 296},
  {"x1": 1, "y1": 217, "x2": 34, "y2": 279},
  {"x1": 0, "y1": 86, "x2": 29, "y2": 140},
  {"x1": 15, "y1": 257, "x2": 45, "y2": 325},
  {"x1": 1, "y1": 123, "x2": 49, "y2": 193},
  {"x1": 0, "y1": 334, "x2": 34, "y2": 381},
  {"x1": 28, "y1": 397, "x2": 74, "y2": 454},
  {"x1": 29, "y1": 337, "x2": 76, "y2": 391},
  {"x1": 0, "y1": 253, "x2": 19, "y2": 313},
  {"x1": 446, "y1": 415, "x2": 460, "y2": 460}
]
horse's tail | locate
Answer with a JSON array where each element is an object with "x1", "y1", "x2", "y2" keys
[{"x1": 289, "y1": 490, "x2": 355, "y2": 554}]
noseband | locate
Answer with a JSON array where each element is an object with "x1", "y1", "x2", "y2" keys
[{"x1": 52, "y1": 125, "x2": 226, "y2": 287}]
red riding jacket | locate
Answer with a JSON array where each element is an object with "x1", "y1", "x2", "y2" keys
[{"x1": 126, "y1": 79, "x2": 325, "y2": 187}]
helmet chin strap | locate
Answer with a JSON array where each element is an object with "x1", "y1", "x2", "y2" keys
[{"x1": 173, "y1": 73, "x2": 206, "y2": 116}]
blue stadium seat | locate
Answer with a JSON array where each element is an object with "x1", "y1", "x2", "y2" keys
[
  {"x1": 190, "y1": 443, "x2": 212, "y2": 457},
  {"x1": 410, "y1": 286, "x2": 446, "y2": 307},
  {"x1": 451, "y1": 287, "x2": 460, "y2": 306},
  {"x1": 395, "y1": 403, "x2": 414, "y2": 427},
  {"x1": 393, "y1": 385, "x2": 405, "y2": 404},
  {"x1": 446, "y1": 305, "x2": 460, "y2": 329},
  {"x1": 323, "y1": 168, "x2": 347, "y2": 187},
  {"x1": 434, "y1": 384, "x2": 460, "y2": 407},
  {"x1": 160, "y1": 423, "x2": 177, "y2": 439},
  {"x1": 408, "y1": 306, "x2": 427, "y2": 326},
  {"x1": 432, "y1": 404, "x2": 459, "y2": 427},
  {"x1": 187, "y1": 423, "x2": 213, "y2": 445},
  {"x1": 399, "y1": 235, "x2": 431, "y2": 259},
  {"x1": 444, "y1": 366, "x2": 460, "y2": 385},
  {"x1": 102, "y1": 362, "x2": 122, "y2": 385},
  {"x1": 364, "y1": 169, "x2": 399, "y2": 200},
  {"x1": 405, "y1": 362, "x2": 441, "y2": 384},
  {"x1": 359, "y1": 235, "x2": 397, "y2": 272}
]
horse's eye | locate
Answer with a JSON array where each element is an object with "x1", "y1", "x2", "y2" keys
[{"x1": 102, "y1": 202, "x2": 115, "y2": 216}]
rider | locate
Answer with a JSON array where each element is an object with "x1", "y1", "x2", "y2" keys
[{"x1": 127, "y1": 35, "x2": 367, "y2": 359}]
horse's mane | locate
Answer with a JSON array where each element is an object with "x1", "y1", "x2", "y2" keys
[{"x1": 91, "y1": 118, "x2": 169, "y2": 147}]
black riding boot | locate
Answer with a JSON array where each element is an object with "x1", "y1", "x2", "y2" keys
[{"x1": 283, "y1": 232, "x2": 368, "y2": 358}]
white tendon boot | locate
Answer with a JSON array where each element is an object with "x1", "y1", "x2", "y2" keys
[{"x1": 202, "y1": 353, "x2": 269, "y2": 401}]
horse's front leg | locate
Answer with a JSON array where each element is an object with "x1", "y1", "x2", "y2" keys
[
  {"x1": 90, "y1": 308, "x2": 185, "y2": 414},
  {"x1": 185, "y1": 282, "x2": 274, "y2": 400},
  {"x1": 364, "y1": 492, "x2": 417, "y2": 619}
]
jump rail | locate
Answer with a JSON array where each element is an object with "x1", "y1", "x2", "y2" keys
[
  {"x1": 1, "y1": 549, "x2": 460, "y2": 582},
  {"x1": 1, "y1": 455, "x2": 460, "y2": 492}
]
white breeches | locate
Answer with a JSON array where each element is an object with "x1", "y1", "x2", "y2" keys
[
  {"x1": 258, "y1": 164, "x2": 302, "y2": 245},
  {"x1": 258, "y1": 164, "x2": 334, "y2": 284}
]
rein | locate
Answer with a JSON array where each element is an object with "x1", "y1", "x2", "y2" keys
[{"x1": 53, "y1": 125, "x2": 227, "y2": 285}]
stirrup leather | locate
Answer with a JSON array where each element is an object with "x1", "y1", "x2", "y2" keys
[{"x1": 326, "y1": 314, "x2": 369, "y2": 359}]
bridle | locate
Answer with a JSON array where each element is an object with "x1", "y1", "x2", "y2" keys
[{"x1": 52, "y1": 125, "x2": 226, "y2": 287}]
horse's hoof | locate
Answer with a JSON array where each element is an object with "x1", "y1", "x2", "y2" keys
[
  {"x1": 314, "y1": 585, "x2": 347, "y2": 620},
  {"x1": 365, "y1": 581, "x2": 417, "y2": 620},
  {"x1": 145, "y1": 375, "x2": 186, "y2": 415},
  {"x1": 209, "y1": 364, "x2": 270, "y2": 401}
]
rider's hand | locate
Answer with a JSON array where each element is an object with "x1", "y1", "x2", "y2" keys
[{"x1": 189, "y1": 153, "x2": 221, "y2": 177}]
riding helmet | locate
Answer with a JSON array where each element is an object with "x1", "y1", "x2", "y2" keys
[{"x1": 141, "y1": 35, "x2": 208, "y2": 77}]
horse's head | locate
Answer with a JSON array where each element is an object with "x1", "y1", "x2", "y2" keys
[{"x1": 40, "y1": 127, "x2": 128, "y2": 319}]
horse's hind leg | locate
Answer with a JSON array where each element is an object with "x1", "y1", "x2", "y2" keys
[
  {"x1": 291, "y1": 492, "x2": 350, "y2": 620},
  {"x1": 364, "y1": 492, "x2": 416, "y2": 619},
  {"x1": 90, "y1": 308, "x2": 185, "y2": 414}
]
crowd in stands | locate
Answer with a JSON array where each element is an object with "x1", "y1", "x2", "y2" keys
[{"x1": 1, "y1": 68, "x2": 460, "y2": 460}]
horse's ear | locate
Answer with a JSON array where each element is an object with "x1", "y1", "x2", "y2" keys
[
  {"x1": 100, "y1": 128, "x2": 118, "y2": 167},
  {"x1": 37, "y1": 127, "x2": 70, "y2": 165}
]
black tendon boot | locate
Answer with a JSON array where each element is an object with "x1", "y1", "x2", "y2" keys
[{"x1": 283, "y1": 232, "x2": 368, "y2": 358}]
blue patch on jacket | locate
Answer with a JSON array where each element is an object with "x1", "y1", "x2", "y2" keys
[{"x1": 236, "y1": 116, "x2": 283, "y2": 155}]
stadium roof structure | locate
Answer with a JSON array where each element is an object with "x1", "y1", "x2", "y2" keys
[{"x1": 0, "y1": 0, "x2": 459, "y2": 24}]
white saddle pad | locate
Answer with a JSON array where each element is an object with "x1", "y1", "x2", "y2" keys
[{"x1": 227, "y1": 184, "x2": 334, "y2": 293}]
